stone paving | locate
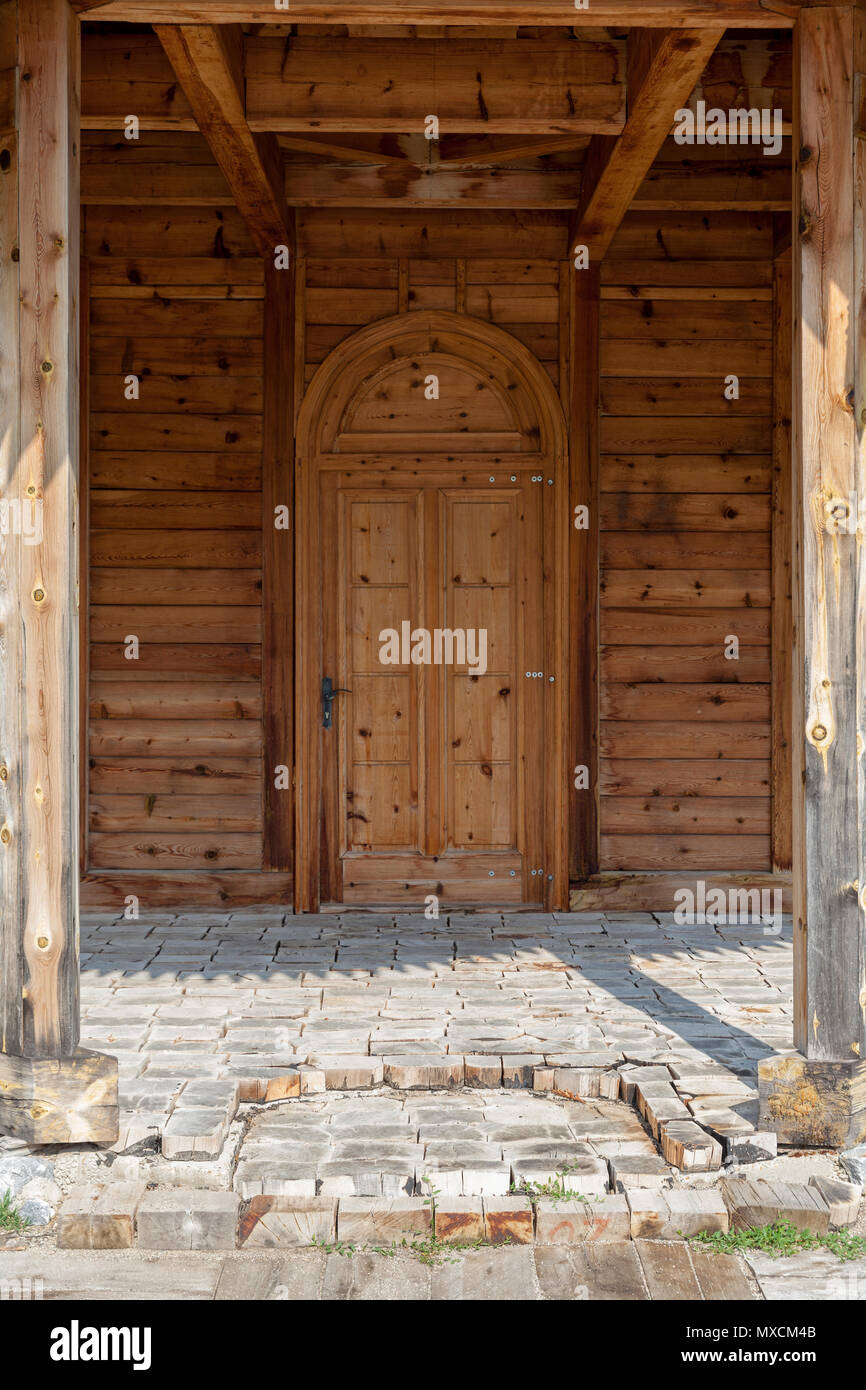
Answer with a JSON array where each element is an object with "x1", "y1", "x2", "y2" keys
[{"x1": 76, "y1": 906, "x2": 794, "y2": 1154}]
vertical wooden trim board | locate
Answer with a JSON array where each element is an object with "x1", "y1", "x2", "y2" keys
[
  {"x1": 569, "y1": 265, "x2": 600, "y2": 883},
  {"x1": 772, "y1": 246, "x2": 793, "y2": 874},
  {"x1": 262, "y1": 251, "x2": 295, "y2": 874}
]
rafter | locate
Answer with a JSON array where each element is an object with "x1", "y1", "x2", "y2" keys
[
  {"x1": 154, "y1": 23, "x2": 292, "y2": 258},
  {"x1": 570, "y1": 27, "x2": 724, "y2": 262}
]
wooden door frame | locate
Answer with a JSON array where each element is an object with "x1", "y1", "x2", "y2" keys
[{"x1": 293, "y1": 309, "x2": 570, "y2": 913}]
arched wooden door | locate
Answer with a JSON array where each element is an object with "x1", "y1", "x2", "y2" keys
[{"x1": 294, "y1": 310, "x2": 569, "y2": 912}]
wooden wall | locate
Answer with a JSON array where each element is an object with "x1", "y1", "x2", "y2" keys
[
  {"x1": 79, "y1": 37, "x2": 792, "y2": 894},
  {"x1": 84, "y1": 206, "x2": 268, "y2": 874},
  {"x1": 598, "y1": 210, "x2": 776, "y2": 873}
]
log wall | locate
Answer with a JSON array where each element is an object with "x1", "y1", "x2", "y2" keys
[{"x1": 79, "y1": 28, "x2": 792, "y2": 893}]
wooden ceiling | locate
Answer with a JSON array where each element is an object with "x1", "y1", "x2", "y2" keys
[{"x1": 79, "y1": 22, "x2": 793, "y2": 255}]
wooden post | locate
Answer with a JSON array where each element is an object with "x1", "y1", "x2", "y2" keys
[
  {"x1": 0, "y1": 0, "x2": 117, "y2": 1144},
  {"x1": 568, "y1": 265, "x2": 600, "y2": 888},
  {"x1": 759, "y1": 2, "x2": 866, "y2": 1148}
]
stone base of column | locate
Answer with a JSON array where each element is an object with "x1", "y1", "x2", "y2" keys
[
  {"x1": 758, "y1": 1051, "x2": 866, "y2": 1148},
  {"x1": 0, "y1": 1048, "x2": 118, "y2": 1145}
]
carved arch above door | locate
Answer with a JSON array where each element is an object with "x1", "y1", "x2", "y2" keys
[{"x1": 294, "y1": 310, "x2": 570, "y2": 912}]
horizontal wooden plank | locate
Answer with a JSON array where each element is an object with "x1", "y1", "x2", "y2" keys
[
  {"x1": 74, "y1": 2, "x2": 798, "y2": 27},
  {"x1": 599, "y1": 833, "x2": 771, "y2": 871},
  {"x1": 611, "y1": 209, "x2": 775, "y2": 257},
  {"x1": 89, "y1": 451, "x2": 262, "y2": 491},
  {"x1": 92, "y1": 413, "x2": 263, "y2": 452},
  {"x1": 80, "y1": 870, "x2": 293, "y2": 910},
  {"x1": 298, "y1": 209, "x2": 570, "y2": 260},
  {"x1": 601, "y1": 608, "x2": 770, "y2": 644},
  {"x1": 88, "y1": 831, "x2": 262, "y2": 870},
  {"x1": 90, "y1": 375, "x2": 263, "y2": 414},
  {"x1": 600, "y1": 682, "x2": 770, "y2": 721},
  {"x1": 464, "y1": 284, "x2": 560, "y2": 323},
  {"x1": 600, "y1": 795, "x2": 771, "y2": 835},
  {"x1": 601, "y1": 299, "x2": 772, "y2": 338},
  {"x1": 88, "y1": 256, "x2": 264, "y2": 287},
  {"x1": 90, "y1": 298, "x2": 262, "y2": 336},
  {"x1": 245, "y1": 34, "x2": 625, "y2": 134},
  {"x1": 83, "y1": 205, "x2": 263, "y2": 258},
  {"x1": 90, "y1": 569, "x2": 262, "y2": 605},
  {"x1": 466, "y1": 259, "x2": 560, "y2": 285},
  {"x1": 284, "y1": 165, "x2": 585, "y2": 209},
  {"x1": 600, "y1": 644, "x2": 771, "y2": 682},
  {"x1": 599, "y1": 757, "x2": 771, "y2": 796},
  {"x1": 601, "y1": 258, "x2": 774, "y2": 287},
  {"x1": 305, "y1": 258, "x2": 399, "y2": 289},
  {"x1": 91, "y1": 491, "x2": 261, "y2": 528},
  {"x1": 600, "y1": 569, "x2": 770, "y2": 608},
  {"x1": 305, "y1": 287, "x2": 400, "y2": 323},
  {"x1": 89, "y1": 794, "x2": 262, "y2": 833},
  {"x1": 90, "y1": 530, "x2": 261, "y2": 568},
  {"x1": 90, "y1": 337, "x2": 263, "y2": 377},
  {"x1": 90, "y1": 644, "x2": 261, "y2": 677},
  {"x1": 600, "y1": 493, "x2": 771, "y2": 529},
  {"x1": 601, "y1": 417, "x2": 771, "y2": 454},
  {"x1": 89, "y1": 681, "x2": 262, "y2": 719},
  {"x1": 601, "y1": 532, "x2": 770, "y2": 568},
  {"x1": 601, "y1": 338, "x2": 772, "y2": 377},
  {"x1": 601, "y1": 377, "x2": 772, "y2": 416},
  {"x1": 89, "y1": 755, "x2": 262, "y2": 793},
  {"x1": 600, "y1": 455, "x2": 770, "y2": 493},
  {"x1": 571, "y1": 870, "x2": 789, "y2": 911},
  {"x1": 90, "y1": 607, "x2": 262, "y2": 642},
  {"x1": 89, "y1": 719, "x2": 264, "y2": 756},
  {"x1": 600, "y1": 719, "x2": 770, "y2": 758}
]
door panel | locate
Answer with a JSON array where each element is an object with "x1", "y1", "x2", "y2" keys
[{"x1": 325, "y1": 470, "x2": 545, "y2": 904}]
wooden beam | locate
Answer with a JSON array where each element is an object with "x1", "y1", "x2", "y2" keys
[
  {"x1": 570, "y1": 28, "x2": 725, "y2": 263},
  {"x1": 155, "y1": 23, "x2": 292, "y2": 257},
  {"x1": 759, "y1": 3, "x2": 866, "y2": 1150},
  {"x1": 771, "y1": 244, "x2": 793, "y2": 873},
  {"x1": 72, "y1": 1, "x2": 798, "y2": 27},
  {"x1": 0, "y1": 0, "x2": 117, "y2": 1144},
  {"x1": 794, "y1": 3, "x2": 865, "y2": 1064},
  {"x1": 568, "y1": 267, "x2": 600, "y2": 884},
  {"x1": 262, "y1": 255, "x2": 295, "y2": 875}
]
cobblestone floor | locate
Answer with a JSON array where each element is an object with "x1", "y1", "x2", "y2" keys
[{"x1": 79, "y1": 908, "x2": 793, "y2": 1134}]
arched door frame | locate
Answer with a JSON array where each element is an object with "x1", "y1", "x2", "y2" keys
[{"x1": 293, "y1": 309, "x2": 570, "y2": 912}]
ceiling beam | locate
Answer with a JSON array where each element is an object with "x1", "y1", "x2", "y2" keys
[
  {"x1": 73, "y1": 1, "x2": 798, "y2": 26},
  {"x1": 570, "y1": 27, "x2": 724, "y2": 262},
  {"x1": 154, "y1": 23, "x2": 292, "y2": 257}
]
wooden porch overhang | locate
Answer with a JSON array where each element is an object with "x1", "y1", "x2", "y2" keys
[{"x1": 0, "y1": 0, "x2": 863, "y2": 1150}]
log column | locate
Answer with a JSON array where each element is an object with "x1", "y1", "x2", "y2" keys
[
  {"x1": 759, "y1": 2, "x2": 866, "y2": 1147},
  {"x1": 0, "y1": 0, "x2": 117, "y2": 1143}
]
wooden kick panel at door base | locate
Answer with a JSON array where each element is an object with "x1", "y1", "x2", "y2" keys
[{"x1": 326, "y1": 474, "x2": 546, "y2": 904}]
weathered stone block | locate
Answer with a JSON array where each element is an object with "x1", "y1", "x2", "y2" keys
[
  {"x1": 57, "y1": 1182, "x2": 149, "y2": 1250},
  {"x1": 434, "y1": 1196, "x2": 485, "y2": 1243},
  {"x1": 758, "y1": 1052, "x2": 866, "y2": 1149},
  {"x1": 238, "y1": 1196, "x2": 336, "y2": 1248},
  {"x1": 336, "y1": 1196, "x2": 431, "y2": 1245},
  {"x1": 383, "y1": 1056, "x2": 464, "y2": 1089},
  {"x1": 483, "y1": 1195, "x2": 533, "y2": 1245},
  {"x1": 535, "y1": 1196, "x2": 630, "y2": 1244},
  {"x1": 137, "y1": 1189, "x2": 240, "y2": 1250}
]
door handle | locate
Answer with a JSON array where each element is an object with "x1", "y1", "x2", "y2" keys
[{"x1": 322, "y1": 676, "x2": 352, "y2": 729}]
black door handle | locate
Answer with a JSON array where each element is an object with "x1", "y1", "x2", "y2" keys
[{"x1": 322, "y1": 676, "x2": 352, "y2": 729}]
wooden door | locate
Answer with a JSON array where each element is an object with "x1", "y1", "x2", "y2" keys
[
  {"x1": 319, "y1": 473, "x2": 547, "y2": 905},
  {"x1": 295, "y1": 311, "x2": 568, "y2": 910}
]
